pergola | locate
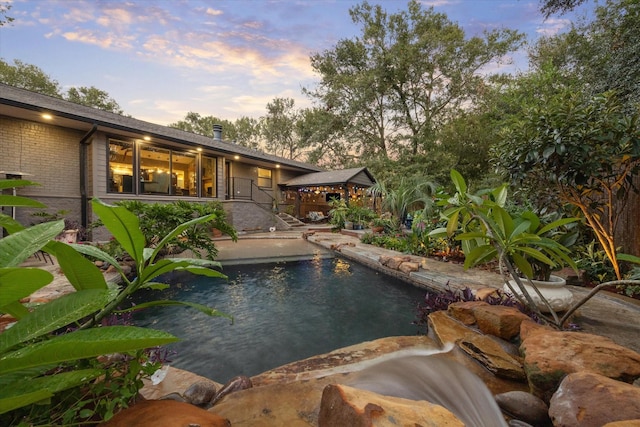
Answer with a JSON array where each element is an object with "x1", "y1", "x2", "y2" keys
[{"x1": 280, "y1": 167, "x2": 376, "y2": 219}]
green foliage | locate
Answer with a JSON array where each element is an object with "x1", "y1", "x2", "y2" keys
[
  {"x1": 65, "y1": 86, "x2": 124, "y2": 114},
  {"x1": 495, "y1": 91, "x2": 640, "y2": 280},
  {"x1": 305, "y1": 0, "x2": 524, "y2": 166},
  {"x1": 368, "y1": 177, "x2": 437, "y2": 225},
  {"x1": 110, "y1": 200, "x2": 236, "y2": 260},
  {"x1": 328, "y1": 197, "x2": 349, "y2": 230},
  {"x1": 0, "y1": 188, "x2": 232, "y2": 424}
]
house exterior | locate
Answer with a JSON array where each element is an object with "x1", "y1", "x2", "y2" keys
[{"x1": 1, "y1": 83, "x2": 373, "y2": 238}]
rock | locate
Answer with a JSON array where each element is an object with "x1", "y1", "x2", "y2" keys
[
  {"x1": 210, "y1": 375, "x2": 253, "y2": 406},
  {"x1": 519, "y1": 319, "x2": 552, "y2": 341},
  {"x1": 379, "y1": 255, "x2": 411, "y2": 270},
  {"x1": 184, "y1": 380, "x2": 217, "y2": 406},
  {"x1": 521, "y1": 331, "x2": 640, "y2": 402},
  {"x1": 99, "y1": 399, "x2": 229, "y2": 426},
  {"x1": 448, "y1": 301, "x2": 488, "y2": 325},
  {"x1": 495, "y1": 391, "x2": 550, "y2": 426},
  {"x1": 458, "y1": 335, "x2": 526, "y2": 381},
  {"x1": 398, "y1": 261, "x2": 419, "y2": 273},
  {"x1": 473, "y1": 305, "x2": 531, "y2": 340},
  {"x1": 317, "y1": 384, "x2": 464, "y2": 427},
  {"x1": 141, "y1": 366, "x2": 223, "y2": 401},
  {"x1": 475, "y1": 287, "x2": 501, "y2": 301},
  {"x1": 549, "y1": 371, "x2": 640, "y2": 427},
  {"x1": 428, "y1": 310, "x2": 478, "y2": 345}
]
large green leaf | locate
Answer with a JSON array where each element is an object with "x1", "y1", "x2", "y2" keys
[
  {"x1": 0, "y1": 390, "x2": 52, "y2": 416},
  {"x1": 0, "y1": 195, "x2": 46, "y2": 208},
  {"x1": 450, "y1": 169, "x2": 467, "y2": 195},
  {"x1": 91, "y1": 199, "x2": 145, "y2": 265},
  {"x1": 0, "y1": 268, "x2": 53, "y2": 307},
  {"x1": 0, "y1": 369, "x2": 103, "y2": 415},
  {"x1": 0, "y1": 179, "x2": 40, "y2": 190},
  {"x1": 0, "y1": 301, "x2": 30, "y2": 320},
  {"x1": 48, "y1": 241, "x2": 108, "y2": 290},
  {"x1": 138, "y1": 259, "x2": 193, "y2": 284},
  {"x1": 0, "y1": 214, "x2": 26, "y2": 235},
  {"x1": 462, "y1": 244, "x2": 497, "y2": 269},
  {"x1": 69, "y1": 243, "x2": 124, "y2": 276},
  {"x1": 0, "y1": 289, "x2": 116, "y2": 354},
  {"x1": 0, "y1": 326, "x2": 178, "y2": 374},
  {"x1": 0, "y1": 221, "x2": 64, "y2": 268},
  {"x1": 618, "y1": 253, "x2": 640, "y2": 264}
]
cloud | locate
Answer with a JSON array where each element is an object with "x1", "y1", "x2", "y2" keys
[
  {"x1": 62, "y1": 29, "x2": 135, "y2": 50},
  {"x1": 536, "y1": 17, "x2": 572, "y2": 36}
]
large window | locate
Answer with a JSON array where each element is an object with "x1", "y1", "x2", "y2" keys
[
  {"x1": 201, "y1": 156, "x2": 217, "y2": 197},
  {"x1": 140, "y1": 145, "x2": 171, "y2": 194},
  {"x1": 257, "y1": 167, "x2": 272, "y2": 188},
  {"x1": 108, "y1": 140, "x2": 134, "y2": 193},
  {"x1": 108, "y1": 138, "x2": 213, "y2": 197}
]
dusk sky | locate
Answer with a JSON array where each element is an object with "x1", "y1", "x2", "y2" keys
[{"x1": 0, "y1": 0, "x2": 596, "y2": 126}]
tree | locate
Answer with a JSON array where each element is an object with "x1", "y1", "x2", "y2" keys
[
  {"x1": 233, "y1": 116, "x2": 262, "y2": 150},
  {"x1": 65, "y1": 86, "x2": 124, "y2": 114},
  {"x1": 0, "y1": 59, "x2": 62, "y2": 97},
  {"x1": 539, "y1": 0, "x2": 588, "y2": 18},
  {"x1": 305, "y1": 0, "x2": 524, "y2": 167},
  {"x1": 261, "y1": 97, "x2": 304, "y2": 160},
  {"x1": 495, "y1": 91, "x2": 640, "y2": 280},
  {"x1": 530, "y1": 0, "x2": 639, "y2": 109},
  {"x1": 0, "y1": 1, "x2": 13, "y2": 26},
  {"x1": 168, "y1": 112, "x2": 237, "y2": 140}
]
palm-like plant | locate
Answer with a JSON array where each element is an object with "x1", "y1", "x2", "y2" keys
[{"x1": 368, "y1": 176, "x2": 437, "y2": 226}]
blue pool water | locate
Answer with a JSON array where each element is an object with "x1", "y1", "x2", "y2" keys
[{"x1": 130, "y1": 256, "x2": 426, "y2": 383}]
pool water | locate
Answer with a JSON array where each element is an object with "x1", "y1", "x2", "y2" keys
[{"x1": 130, "y1": 256, "x2": 426, "y2": 383}]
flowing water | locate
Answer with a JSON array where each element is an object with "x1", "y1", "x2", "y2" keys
[
  {"x1": 347, "y1": 346, "x2": 508, "y2": 427},
  {"x1": 130, "y1": 256, "x2": 426, "y2": 383}
]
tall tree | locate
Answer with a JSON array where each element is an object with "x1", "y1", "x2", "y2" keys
[
  {"x1": 539, "y1": 0, "x2": 588, "y2": 18},
  {"x1": 65, "y1": 86, "x2": 124, "y2": 114},
  {"x1": 305, "y1": 0, "x2": 524, "y2": 166},
  {"x1": 169, "y1": 112, "x2": 237, "y2": 140},
  {"x1": 0, "y1": 59, "x2": 62, "y2": 97},
  {"x1": 233, "y1": 116, "x2": 262, "y2": 150},
  {"x1": 261, "y1": 97, "x2": 304, "y2": 160}
]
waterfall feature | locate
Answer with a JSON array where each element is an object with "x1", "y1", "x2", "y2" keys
[{"x1": 346, "y1": 347, "x2": 508, "y2": 427}]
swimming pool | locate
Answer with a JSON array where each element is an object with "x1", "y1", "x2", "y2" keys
[{"x1": 130, "y1": 255, "x2": 426, "y2": 383}]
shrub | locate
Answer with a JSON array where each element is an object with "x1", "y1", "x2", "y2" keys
[{"x1": 105, "y1": 200, "x2": 236, "y2": 260}]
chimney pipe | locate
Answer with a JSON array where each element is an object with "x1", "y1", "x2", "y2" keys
[{"x1": 213, "y1": 124, "x2": 223, "y2": 141}]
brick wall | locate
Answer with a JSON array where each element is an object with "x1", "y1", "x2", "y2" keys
[{"x1": 1, "y1": 116, "x2": 84, "y2": 226}]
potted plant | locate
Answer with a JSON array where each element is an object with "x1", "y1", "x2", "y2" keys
[
  {"x1": 328, "y1": 197, "x2": 349, "y2": 230},
  {"x1": 431, "y1": 170, "x2": 580, "y2": 323}
]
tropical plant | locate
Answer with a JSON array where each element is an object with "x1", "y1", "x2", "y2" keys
[
  {"x1": 109, "y1": 200, "x2": 236, "y2": 260},
  {"x1": 495, "y1": 91, "x2": 640, "y2": 280},
  {"x1": 431, "y1": 170, "x2": 640, "y2": 328},
  {"x1": 328, "y1": 197, "x2": 349, "y2": 230},
  {"x1": 0, "y1": 185, "x2": 231, "y2": 423},
  {"x1": 367, "y1": 177, "x2": 437, "y2": 226}
]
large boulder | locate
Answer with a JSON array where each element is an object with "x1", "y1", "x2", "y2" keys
[
  {"x1": 472, "y1": 305, "x2": 531, "y2": 340},
  {"x1": 521, "y1": 331, "x2": 640, "y2": 402},
  {"x1": 318, "y1": 384, "x2": 464, "y2": 427},
  {"x1": 99, "y1": 400, "x2": 229, "y2": 427},
  {"x1": 549, "y1": 371, "x2": 640, "y2": 427}
]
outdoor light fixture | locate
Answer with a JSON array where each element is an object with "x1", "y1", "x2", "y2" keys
[
  {"x1": 41, "y1": 113, "x2": 53, "y2": 120},
  {"x1": 143, "y1": 136, "x2": 151, "y2": 141},
  {"x1": 234, "y1": 155, "x2": 240, "y2": 160}
]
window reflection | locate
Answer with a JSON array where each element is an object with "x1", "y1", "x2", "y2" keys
[
  {"x1": 202, "y1": 156, "x2": 216, "y2": 197},
  {"x1": 108, "y1": 140, "x2": 134, "y2": 193}
]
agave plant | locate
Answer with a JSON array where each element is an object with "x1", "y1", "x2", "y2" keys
[{"x1": 0, "y1": 184, "x2": 231, "y2": 420}]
